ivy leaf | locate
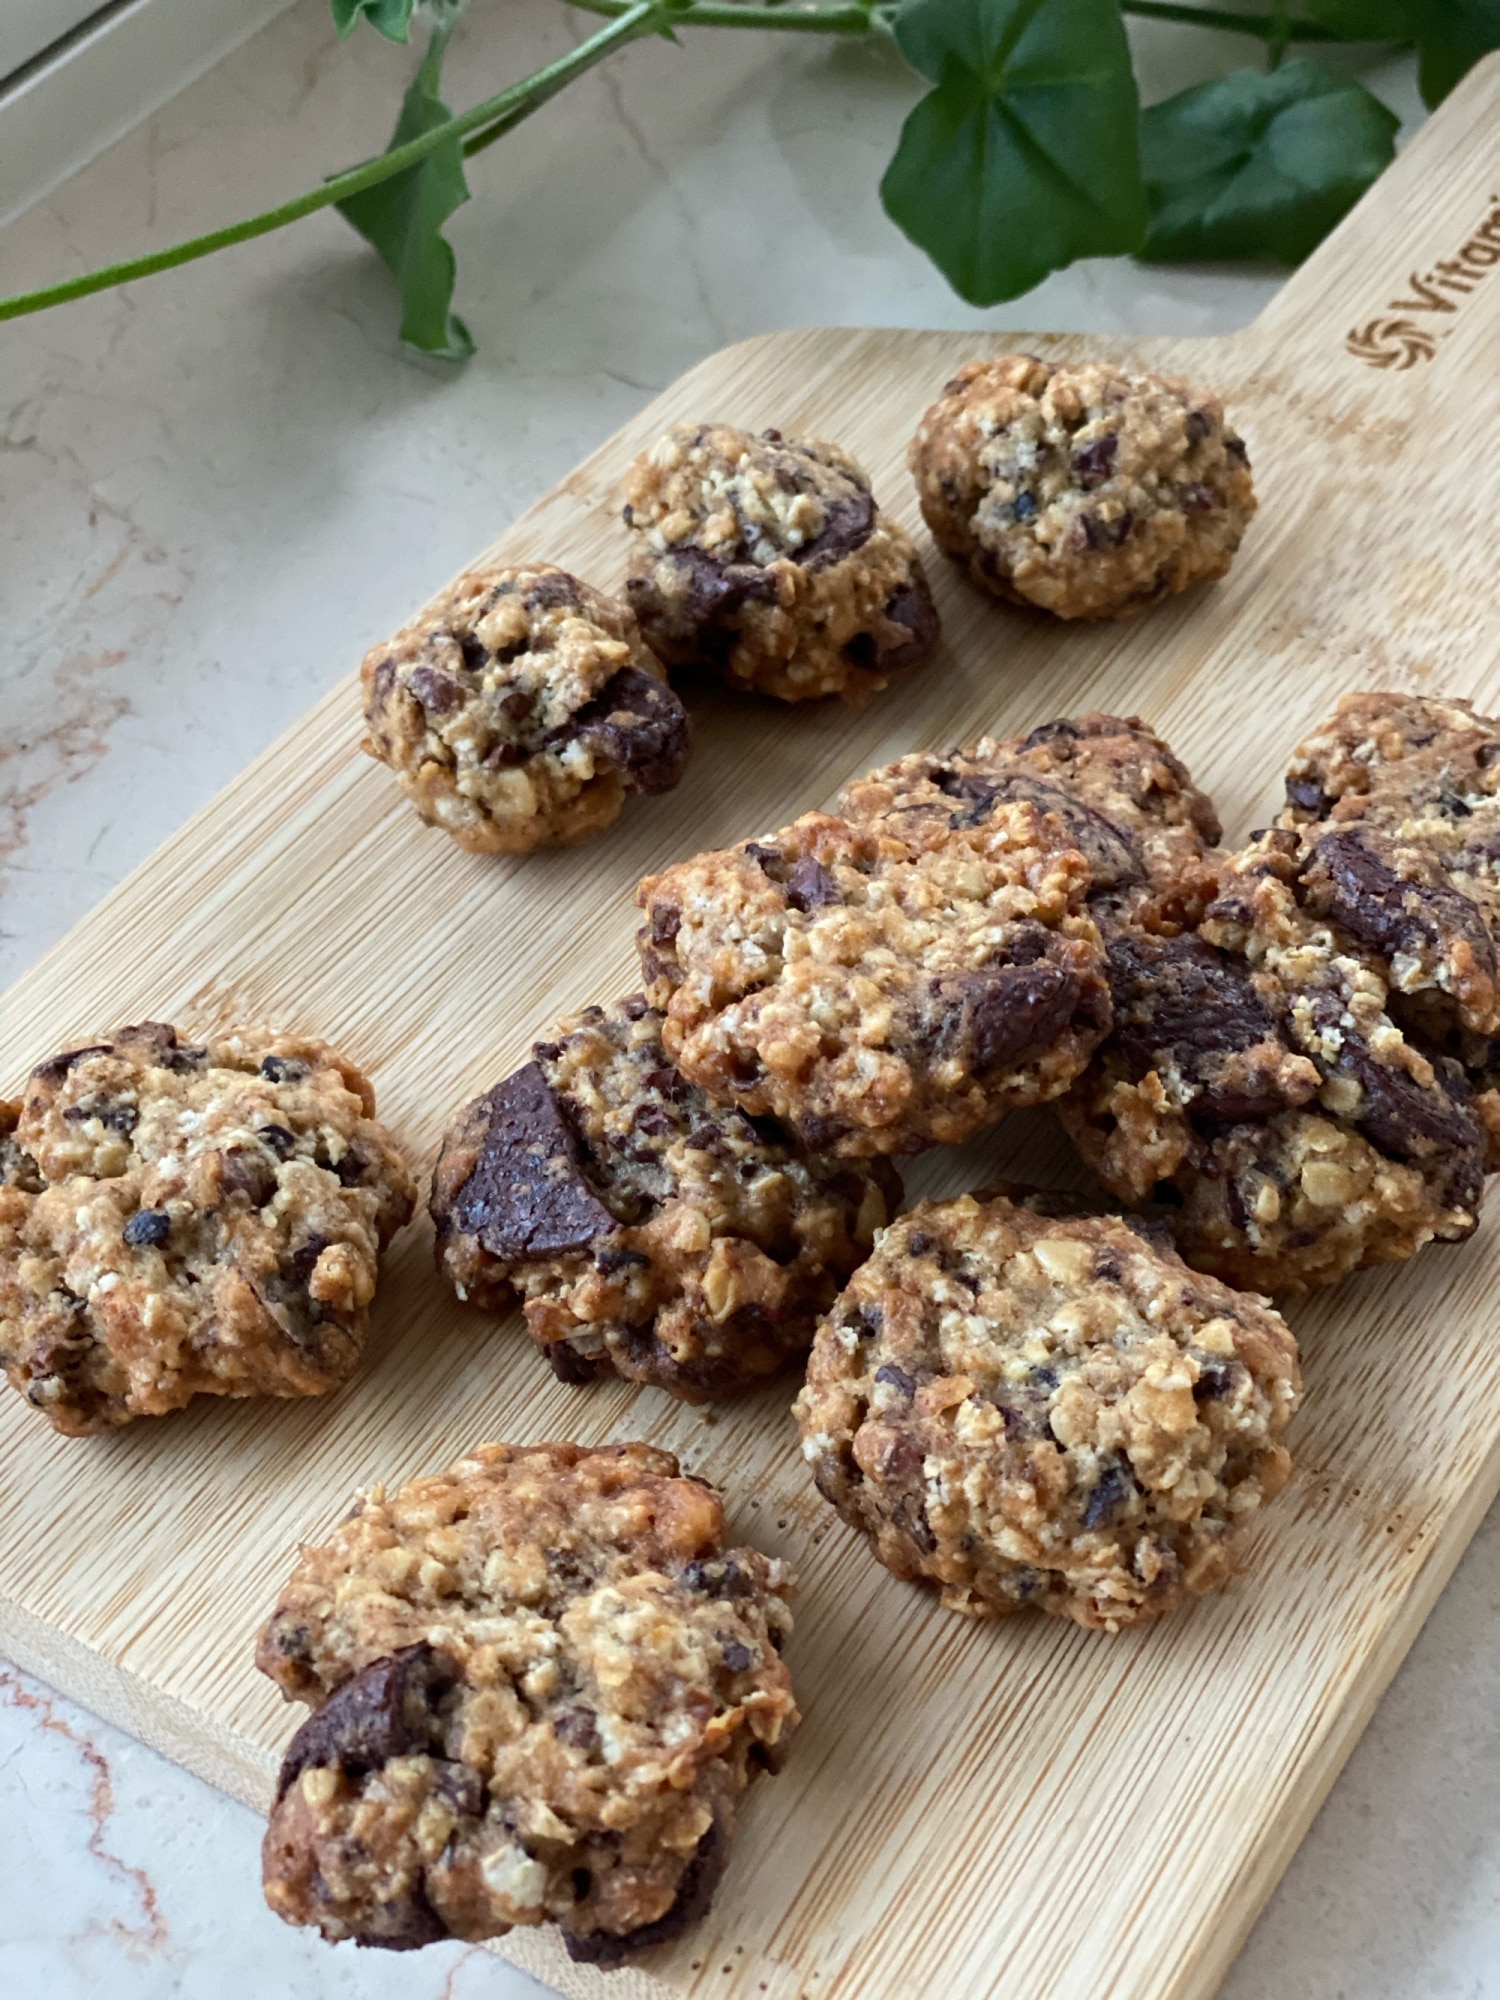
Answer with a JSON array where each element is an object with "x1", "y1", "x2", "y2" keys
[
  {"x1": 1410, "y1": 0, "x2": 1500, "y2": 106},
  {"x1": 332, "y1": 0, "x2": 419, "y2": 40},
  {"x1": 1302, "y1": 0, "x2": 1419, "y2": 32},
  {"x1": 1306, "y1": 0, "x2": 1500, "y2": 104},
  {"x1": 1140, "y1": 59, "x2": 1398, "y2": 265},
  {"x1": 336, "y1": 23, "x2": 473, "y2": 358},
  {"x1": 880, "y1": 0, "x2": 1146, "y2": 306}
]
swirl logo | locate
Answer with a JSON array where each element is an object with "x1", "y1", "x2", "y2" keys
[{"x1": 1345, "y1": 317, "x2": 1439, "y2": 369}]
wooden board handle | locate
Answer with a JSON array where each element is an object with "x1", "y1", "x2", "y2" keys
[{"x1": 1249, "y1": 52, "x2": 1500, "y2": 380}]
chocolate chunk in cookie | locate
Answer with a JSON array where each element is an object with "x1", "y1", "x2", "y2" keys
[
  {"x1": 431, "y1": 999, "x2": 899, "y2": 1397},
  {"x1": 623, "y1": 421, "x2": 940, "y2": 702},
  {"x1": 909, "y1": 357, "x2": 1256, "y2": 620},
  {"x1": 1279, "y1": 690, "x2": 1500, "y2": 1162},
  {"x1": 1106, "y1": 932, "x2": 1318, "y2": 1125},
  {"x1": 258, "y1": 1442, "x2": 797, "y2": 1959},
  {"x1": 274, "y1": 1643, "x2": 458, "y2": 1802},
  {"x1": 1298, "y1": 828, "x2": 1498, "y2": 1031},
  {"x1": 361, "y1": 561, "x2": 690, "y2": 854},
  {"x1": 637, "y1": 799, "x2": 1110, "y2": 1157},
  {"x1": 0, "y1": 1024, "x2": 415, "y2": 1434},
  {"x1": 445, "y1": 1061, "x2": 617, "y2": 1262},
  {"x1": 838, "y1": 710, "x2": 1221, "y2": 937},
  {"x1": 569, "y1": 663, "x2": 689, "y2": 795},
  {"x1": 793, "y1": 1193, "x2": 1299, "y2": 1630}
]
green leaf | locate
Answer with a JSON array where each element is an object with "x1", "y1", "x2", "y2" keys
[
  {"x1": 1302, "y1": 1, "x2": 1419, "y2": 34},
  {"x1": 332, "y1": 0, "x2": 419, "y2": 40},
  {"x1": 880, "y1": 0, "x2": 1146, "y2": 306},
  {"x1": 1307, "y1": 0, "x2": 1500, "y2": 103},
  {"x1": 336, "y1": 24, "x2": 473, "y2": 357},
  {"x1": 1411, "y1": 0, "x2": 1500, "y2": 105},
  {"x1": 1140, "y1": 58, "x2": 1398, "y2": 265}
]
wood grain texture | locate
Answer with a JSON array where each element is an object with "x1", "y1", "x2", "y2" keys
[{"x1": 3, "y1": 55, "x2": 1500, "y2": 2000}]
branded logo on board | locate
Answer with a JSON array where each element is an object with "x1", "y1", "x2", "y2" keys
[
  {"x1": 1345, "y1": 318, "x2": 1440, "y2": 369},
  {"x1": 1345, "y1": 195, "x2": 1500, "y2": 368}
]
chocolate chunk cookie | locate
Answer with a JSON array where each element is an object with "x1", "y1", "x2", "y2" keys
[
  {"x1": 839, "y1": 710, "x2": 1222, "y2": 938},
  {"x1": 793, "y1": 1192, "x2": 1299, "y2": 1630},
  {"x1": 1059, "y1": 830, "x2": 1488, "y2": 1292},
  {"x1": 430, "y1": 996, "x2": 900, "y2": 1398},
  {"x1": 258, "y1": 1441, "x2": 797, "y2": 1960},
  {"x1": 623, "y1": 421, "x2": 940, "y2": 703},
  {"x1": 1279, "y1": 690, "x2": 1500, "y2": 1161},
  {"x1": 0, "y1": 1024, "x2": 415, "y2": 1434},
  {"x1": 1280, "y1": 694, "x2": 1500, "y2": 882},
  {"x1": 637, "y1": 799, "x2": 1111, "y2": 1158},
  {"x1": 361, "y1": 561, "x2": 690, "y2": 854},
  {"x1": 909, "y1": 356, "x2": 1256, "y2": 620}
]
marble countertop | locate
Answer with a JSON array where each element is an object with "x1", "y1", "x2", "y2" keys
[{"x1": 2, "y1": 3, "x2": 1497, "y2": 1995}]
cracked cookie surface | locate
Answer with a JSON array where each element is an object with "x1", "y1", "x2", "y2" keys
[
  {"x1": 1279, "y1": 690, "x2": 1500, "y2": 1162},
  {"x1": 1059, "y1": 828, "x2": 1488, "y2": 1292},
  {"x1": 258, "y1": 1441, "x2": 797, "y2": 1961},
  {"x1": 637, "y1": 800, "x2": 1110, "y2": 1158},
  {"x1": 792, "y1": 1191, "x2": 1299, "y2": 1631},
  {"x1": 430, "y1": 996, "x2": 900, "y2": 1399},
  {"x1": 361, "y1": 561, "x2": 690, "y2": 854},
  {"x1": 0, "y1": 1023, "x2": 415, "y2": 1434},
  {"x1": 838, "y1": 710, "x2": 1222, "y2": 938},
  {"x1": 623, "y1": 421, "x2": 939, "y2": 703},
  {"x1": 909, "y1": 356, "x2": 1255, "y2": 620}
]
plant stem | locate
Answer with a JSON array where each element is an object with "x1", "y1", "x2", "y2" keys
[
  {"x1": 467, "y1": 4, "x2": 882, "y2": 157},
  {"x1": 0, "y1": 0, "x2": 1380, "y2": 328},
  {"x1": 1267, "y1": 0, "x2": 1292, "y2": 64},
  {"x1": 0, "y1": 0, "x2": 663, "y2": 324},
  {"x1": 567, "y1": 0, "x2": 886, "y2": 32},
  {"x1": 1119, "y1": 2, "x2": 1341, "y2": 37}
]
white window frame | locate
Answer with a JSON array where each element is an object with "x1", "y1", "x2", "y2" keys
[
  {"x1": 0, "y1": 0, "x2": 297, "y2": 226},
  {"x1": 1, "y1": 1, "x2": 111, "y2": 83}
]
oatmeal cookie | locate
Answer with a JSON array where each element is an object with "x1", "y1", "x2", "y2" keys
[
  {"x1": 361, "y1": 561, "x2": 690, "y2": 854},
  {"x1": 838, "y1": 710, "x2": 1222, "y2": 937},
  {"x1": 909, "y1": 355, "x2": 1256, "y2": 620},
  {"x1": 792, "y1": 1192, "x2": 1299, "y2": 1630},
  {"x1": 1279, "y1": 690, "x2": 1500, "y2": 1159},
  {"x1": 258, "y1": 1441, "x2": 797, "y2": 1960},
  {"x1": 0, "y1": 1023, "x2": 415, "y2": 1434},
  {"x1": 430, "y1": 996, "x2": 900, "y2": 1398},
  {"x1": 637, "y1": 800, "x2": 1110, "y2": 1158},
  {"x1": 623, "y1": 421, "x2": 939, "y2": 702},
  {"x1": 1279, "y1": 693, "x2": 1500, "y2": 886},
  {"x1": 1058, "y1": 831, "x2": 1488, "y2": 1291}
]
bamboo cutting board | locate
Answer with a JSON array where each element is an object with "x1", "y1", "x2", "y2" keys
[{"x1": 4, "y1": 55, "x2": 1500, "y2": 2000}]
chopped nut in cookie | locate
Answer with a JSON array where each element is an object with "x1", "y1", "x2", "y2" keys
[
  {"x1": 793, "y1": 1191, "x2": 1300, "y2": 1630},
  {"x1": 0, "y1": 1023, "x2": 414, "y2": 1433},
  {"x1": 909, "y1": 355, "x2": 1255, "y2": 620},
  {"x1": 258, "y1": 1441, "x2": 797, "y2": 1960}
]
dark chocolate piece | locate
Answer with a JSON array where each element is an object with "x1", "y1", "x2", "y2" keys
[{"x1": 451, "y1": 1063, "x2": 617, "y2": 1262}]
